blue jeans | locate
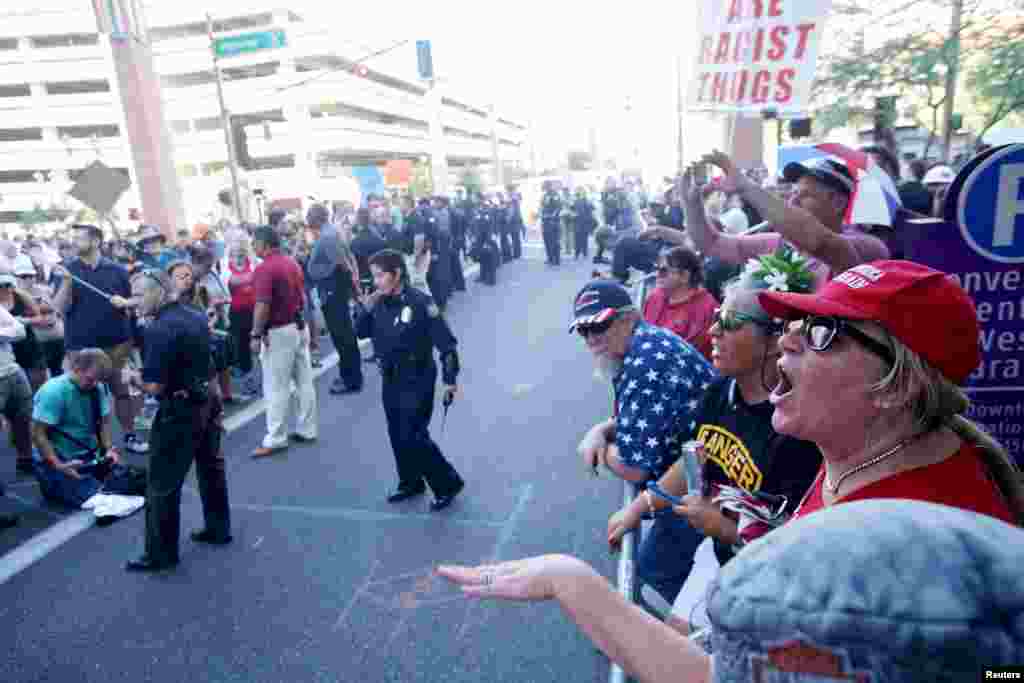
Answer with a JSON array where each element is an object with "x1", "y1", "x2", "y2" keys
[
  {"x1": 636, "y1": 509, "x2": 705, "y2": 605},
  {"x1": 33, "y1": 460, "x2": 104, "y2": 508}
]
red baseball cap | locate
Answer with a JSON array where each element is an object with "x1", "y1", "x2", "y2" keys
[{"x1": 758, "y1": 260, "x2": 981, "y2": 384}]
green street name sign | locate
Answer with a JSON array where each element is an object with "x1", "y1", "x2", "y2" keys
[{"x1": 214, "y1": 29, "x2": 286, "y2": 58}]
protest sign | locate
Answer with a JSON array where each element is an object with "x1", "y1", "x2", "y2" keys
[
  {"x1": 688, "y1": 0, "x2": 834, "y2": 115},
  {"x1": 904, "y1": 144, "x2": 1024, "y2": 464}
]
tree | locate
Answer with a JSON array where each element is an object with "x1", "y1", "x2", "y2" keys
[
  {"x1": 566, "y1": 149, "x2": 593, "y2": 171},
  {"x1": 814, "y1": 0, "x2": 1022, "y2": 159},
  {"x1": 458, "y1": 167, "x2": 484, "y2": 195},
  {"x1": 408, "y1": 160, "x2": 433, "y2": 197},
  {"x1": 968, "y1": 37, "x2": 1024, "y2": 142}
]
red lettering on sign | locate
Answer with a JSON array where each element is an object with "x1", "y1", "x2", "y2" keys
[
  {"x1": 767, "y1": 25, "x2": 789, "y2": 61},
  {"x1": 768, "y1": 0, "x2": 783, "y2": 17},
  {"x1": 774, "y1": 68, "x2": 795, "y2": 103},
  {"x1": 753, "y1": 27, "x2": 766, "y2": 62},
  {"x1": 715, "y1": 33, "x2": 732, "y2": 64},
  {"x1": 752, "y1": 70, "x2": 771, "y2": 104},
  {"x1": 727, "y1": 0, "x2": 743, "y2": 22},
  {"x1": 731, "y1": 30, "x2": 749, "y2": 64},
  {"x1": 793, "y1": 23, "x2": 815, "y2": 59},
  {"x1": 712, "y1": 72, "x2": 729, "y2": 103},
  {"x1": 734, "y1": 70, "x2": 751, "y2": 103}
]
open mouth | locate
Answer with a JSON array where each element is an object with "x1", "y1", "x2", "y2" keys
[{"x1": 771, "y1": 362, "x2": 794, "y2": 401}]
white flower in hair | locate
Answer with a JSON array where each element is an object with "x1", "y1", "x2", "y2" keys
[{"x1": 764, "y1": 270, "x2": 790, "y2": 292}]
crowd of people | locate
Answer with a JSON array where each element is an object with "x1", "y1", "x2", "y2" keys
[
  {"x1": 0, "y1": 188, "x2": 529, "y2": 529},
  {"x1": 437, "y1": 147, "x2": 1024, "y2": 679},
  {"x1": 1, "y1": 142, "x2": 1022, "y2": 672}
]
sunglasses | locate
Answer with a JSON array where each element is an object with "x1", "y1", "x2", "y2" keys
[
  {"x1": 576, "y1": 316, "x2": 618, "y2": 338},
  {"x1": 798, "y1": 316, "x2": 894, "y2": 365},
  {"x1": 712, "y1": 307, "x2": 767, "y2": 332}
]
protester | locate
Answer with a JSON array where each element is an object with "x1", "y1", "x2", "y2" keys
[
  {"x1": 249, "y1": 226, "x2": 318, "y2": 458},
  {"x1": 641, "y1": 247, "x2": 718, "y2": 360},
  {"x1": 30, "y1": 349, "x2": 123, "y2": 507},
  {"x1": 899, "y1": 159, "x2": 934, "y2": 216},
  {"x1": 1, "y1": 270, "x2": 47, "y2": 394},
  {"x1": 190, "y1": 246, "x2": 245, "y2": 404},
  {"x1": 0, "y1": 300, "x2": 33, "y2": 477},
  {"x1": 575, "y1": 280, "x2": 717, "y2": 483},
  {"x1": 306, "y1": 204, "x2": 363, "y2": 396},
  {"x1": 759, "y1": 260, "x2": 1023, "y2": 524},
  {"x1": 224, "y1": 237, "x2": 261, "y2": 398},
  {"x1": 608, "y1": 252, "x2": 821, "y2": 609},
  {"x1": 438, "y1": 499, "x2": 1024, "y2": 682},
  {"x1": 663, "y1": 152, "x2": 889, "y2": 291},
  {"x1": 923, "y1": 164, "x2": 955, "y2": 217},
  {"x1": 16, "y1": 259, "x2": 64, "y2": 378},
  {"x1": 52, "y1": 224, "x2": 146, "y2": 455}
]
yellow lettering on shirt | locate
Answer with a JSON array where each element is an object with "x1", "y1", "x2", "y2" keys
[{"x1": 696, "y1": 424, "x2": 764, "y2": 491}]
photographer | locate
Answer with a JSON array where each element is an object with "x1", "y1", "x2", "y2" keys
[{"x1": 31, "y1": 349, "x2": 123, "y2": 507}]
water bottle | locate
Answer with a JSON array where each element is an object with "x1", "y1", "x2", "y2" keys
[{"x1": 680, "y1": 440, "x2": 706, "y2": 497}]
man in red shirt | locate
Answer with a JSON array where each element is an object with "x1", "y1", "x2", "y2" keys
[{"x1": 249, "y1": 227, "x2": 318, "y2": 458}]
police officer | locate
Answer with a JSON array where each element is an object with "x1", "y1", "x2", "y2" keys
[
  {"x1": 469, "y1": 195, "x2": 499, "y2": 286},
  {"x1": 447, "y1": 195, "x2": 468, "y2": 293},
  {"x1": 124, "y1": 269, "x2": 230, "y2": 572},
  {"x1": 355, "y1": 250, "x2": 465, "y2": 511},
  {"x1": 495, "y1": 193, "x2": 513, "y2": 263},
  {"x1": 539, "y1": 181, "x2": 563, "y2": 266},
  {"x1": 507, "y1": 188, "x2": 524, "y2": 260}
]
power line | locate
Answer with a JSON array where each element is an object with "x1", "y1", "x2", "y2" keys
[{"x1": 273, "y1": 39, "x2": 412, "y2": 94}]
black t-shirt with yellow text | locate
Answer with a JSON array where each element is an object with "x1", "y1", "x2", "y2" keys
[{"x1": 686, "y1": 377, "x2": 822, "y2": 563}]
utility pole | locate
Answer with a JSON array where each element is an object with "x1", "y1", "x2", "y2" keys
[
  {"x1": 676, "y1": 54, "x2": 685, "y2": 175},
  {"x1": 206, "y1": 13, "x2": 245, "y2": 223},
  {"x1": 941, "y1": 0, "x2": 963, "y2": 163}
]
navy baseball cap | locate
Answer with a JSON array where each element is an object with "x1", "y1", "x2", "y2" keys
[
  {"x1": 782, "y1": 157, "x2": 855, "y2": 196},
  {"x1": 568, "y1": 279, "x2": 635, "y2": 333}
]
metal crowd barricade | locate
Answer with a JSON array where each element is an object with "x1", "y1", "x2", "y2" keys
[{"x1": 609, "y1": 270, "x2": 653, "y2": 683}]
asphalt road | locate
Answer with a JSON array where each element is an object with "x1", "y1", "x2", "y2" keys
[{"x1": 0, "y1": 251, "x2": 628, "y2": 683}]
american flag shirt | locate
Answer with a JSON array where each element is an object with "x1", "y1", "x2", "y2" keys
[{"x1": 613, "y1": 320, "x2": 718, "y2": 478}]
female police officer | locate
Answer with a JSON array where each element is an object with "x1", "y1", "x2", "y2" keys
[
  {"x1": 124, "y1": 269, "x2": 231, "y2": 572},
  {"x1": 356, "y1": 249, "x2": 465, "y2": 511}
]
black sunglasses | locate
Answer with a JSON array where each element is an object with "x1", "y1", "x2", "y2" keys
[
  {"x1": 576, "y1": 316, "x2": 618, "y2": 338},
  {"x1": 799, "y1": 316, "x2": 894, "y2": 365}
]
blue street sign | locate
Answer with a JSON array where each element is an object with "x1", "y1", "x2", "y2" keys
[
  {"x1": 416, "y1": 40, "x2": 434, "y2": 81},
  {"x1": 214, "y1": 29, "x2": 287, "y2": 59}
]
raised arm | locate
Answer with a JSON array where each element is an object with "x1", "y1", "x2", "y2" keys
[{"x1": 703, "y1": 151, "x2": 865, "y2": 274}]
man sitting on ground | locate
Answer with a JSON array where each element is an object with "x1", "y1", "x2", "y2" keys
[{"x1": 31, "y1": 348, "x2": 123, "y2": 507}]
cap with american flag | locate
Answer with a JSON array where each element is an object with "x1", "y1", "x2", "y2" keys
[{"x1": 568, "y1": 280, "x2": 635, "y2": 333}]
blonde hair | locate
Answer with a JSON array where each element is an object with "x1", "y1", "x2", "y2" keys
[{"x1": 872, "y1": 332, "x2": 1024, "y2": 525}]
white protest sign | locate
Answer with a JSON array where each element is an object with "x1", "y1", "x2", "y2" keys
[{"x1": 688, "y1": 0, "x2": 834, "y2": 115}]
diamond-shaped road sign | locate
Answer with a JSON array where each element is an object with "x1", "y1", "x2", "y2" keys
[{"x1": 68, "y1": 161, "x2": 131, "y2": 216}]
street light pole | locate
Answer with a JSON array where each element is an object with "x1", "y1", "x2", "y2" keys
[{"x1": 206, "y1": 13, "x2": 245, "y2": 223}]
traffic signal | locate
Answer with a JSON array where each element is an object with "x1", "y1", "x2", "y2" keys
[
  {"x1": 951, "y1": 113, "x2": 964, "y2": 131},
  {"x1": 230, "y1": 118, "x2": 252, "y2": 170}
]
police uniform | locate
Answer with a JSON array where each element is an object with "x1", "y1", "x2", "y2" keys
[
  {"x1": 469, "y1": 201, "x2": 499, "y2": 286},
  {"x1": 508, "y1": 193, "x2": 524, "y2": 260},
  {"x1": 128, "y1": 302, "x2": 231, "y2": 571},
  {"x1": 355, "y1": 286, "x2": 464, "y2": 510},
  {"x1": 540, "y1": 189, "x2": 563, "y2": 265}
]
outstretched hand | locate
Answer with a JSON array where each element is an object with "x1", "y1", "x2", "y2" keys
[
  {"x1": 436, "y1": 554, "x2": 590, "y2": 602},
  {"x1": 700, "y1": 150, "x2": 742, "y2": 193}
]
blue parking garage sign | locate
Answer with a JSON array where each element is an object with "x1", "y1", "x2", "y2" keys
[{"x1": 905, "y1": 143, "x2": 1024, "y2": 464}]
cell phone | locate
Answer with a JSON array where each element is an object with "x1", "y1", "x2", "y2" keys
[
  {"x1": 647, "y1": 482, "x2": 685, "y2": 507},
  {"x1": 693, "y1": 163, "x2": 709, "y2": 186}
]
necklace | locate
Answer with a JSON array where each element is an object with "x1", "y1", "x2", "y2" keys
[{"x1": 825, "y1": 430, "x2": 930, "y2": 495}]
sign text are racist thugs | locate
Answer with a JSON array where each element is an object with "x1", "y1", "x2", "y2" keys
[{"x1": 689, "y1": 0, "x2": 833, "y2": 114}]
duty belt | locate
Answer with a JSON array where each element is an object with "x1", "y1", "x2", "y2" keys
[
  {"x1": 379, "y1": 352, "x2": 432, "y2": 374},
  {"x1": 168, "y1": 381, "x2": 210, "y2": 401}
]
